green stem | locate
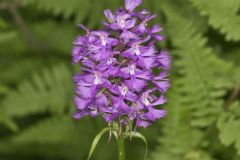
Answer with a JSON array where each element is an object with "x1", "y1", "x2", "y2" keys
[{"x1": 117, "y1": 134, "x2": 125, "y2": 160}]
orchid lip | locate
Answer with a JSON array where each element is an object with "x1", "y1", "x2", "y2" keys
[
  {"x1": 100, "y1": 34, "x2": 107, "y2": 46},
  {"x1": 143, "y1": 98, "x2": 150, "y2": 106},
  {"x1": 129, "y1": 64, "x2": 136, "y2": 75},
  {"x1": 107, "y1": 57, "x2": 114, "y2": 65},
  {"x1": 117, "y1": 16, "x2": 126, "y2": 28},
  {"x1": 93, "y1": 72, "x2": 101, "y2": 85},
  {"x1": 120, "y1": 85, "x2": 128, "y2": 96},
  {"x1": 133, "y1": 43, "x2": 141, "y2": 55},
  {"x1": 142, "y1": 93, "x2": 151, "y2": 106}
]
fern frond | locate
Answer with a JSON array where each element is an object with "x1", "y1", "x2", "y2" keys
[
  {"x1": 0, "y1": 58, "x2": 45, "y2": 85},
  {"x1": 1, "y1": 64, "x2": 73, "y2": 117},
  {"x1": 150, "y1": 1, "x2": 237, "y2": 159},
  {"x1": 0, "y1": 113, "x2": 18, "y2": 132},
  {"x1": 12, "y1": 116, "x2": 79, "y2": 143},
  {"x1": 159, "y1": 0, "x2": 236, "y2": 129},
  {"x1": 189, "y1": 0, "x2": 240, "y2": 41},
  {"x1": 21, "y1": 0, "x2": 90, "y2": 21},
  {"x1": 156, "y1": 0, "x2": 208, "y2": 34},
  {"x1": 29, "y1": 21, "x2": 76, "y2": 54},
  {"x1": 217, "y1": 102, "x2": 240, "y2": 155},
  {"x1": 166, "y1": 13, "x2": 235, "y2": 129},
  {"x1": 149, "y1": 76, "x2": 208, "y2": 159},
  {"x1": 0, "y1": 116, "x2": 115, "y2": 160}
]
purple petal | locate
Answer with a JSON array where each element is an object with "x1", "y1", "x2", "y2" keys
[
  {"x1": 138, "y1": 56, "x2": 155, "y2": 69},
  {"x1": 82, "y1": 59, "x2": 95, "y2": 68},
  {"x1": 82, "y1": 74, "x2": 95, "y2": 84},
  {"x1": 153, "y1": 35, "x2": 164, "y2": 41},
  {"x1": 125, "y1": 19, "x2": 136, "y2": 29},
  {"x1": 154, "y1": 80, "x2": 170, "y2": 93},
  {"x1": 74, "y1": 96, "x2": 89, "y2": 109},
  {"x1": 76, "y1": 85, "x2": 91, "y2": 98},
  {"x1": 152, "y1": 95, "x2": 167, "y2": 106},
  {"x1": 154, "y1": 72, "x2": 169, "y2": 80},
  {"x1": 104, "y1": 113, "x2": 118, "y2": 122},
  {"x1": 125, "y1": 0, "x2": 142, "y2": 11},
  {"x1": 78, "y1": 24, "x2": 89, "y2": 32},
  {"x1": 96, "y1": 94, "x2": 108, "y2": 106},
  {"x1": 73, "y1": 112, "x2": 88, "y2": 119},
  {"x1": 145, "y1": 106, "x2": 166, "y2": 120},
  {"x1": 126, "y1": 77, "x2": 146, "y2": 91},
  {"x1": 158, "y1": 50, "x2": 171, "y2": 70},
  {"x1": 150, "y1": 25, "x2": 162, "y2": 33},
  {"x1": 104, "y1": 9, "x2": 115, "y2": 22},
  {"x1": 136, "y1": 118, "x2": 151, "y2": 128},
  {"x1": 72, "y1": 47, "x2": 82, "y2": 64},
  {"x1": 136, "y1": 71, "x2": 152, "y2": 80},
  {"x1": 135, "y1": 23, "x2": 146, "y2": 33},
  {"x1": 141, "y1": 46, "x2": 156, "y2": 56},
  {"x1": 120, "y1": 30, "x2": 138, "y2": 40}
]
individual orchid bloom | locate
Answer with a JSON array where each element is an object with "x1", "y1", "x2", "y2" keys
[
  {"x1": 120, "y1": 63, "x2": 151, "y2": 91},
  {"x1": 92, "y1": 48, "x2": 114, "y2": 61},
  {"x1": 84, "y1": 31, "x2": 118, "y2": 61},
  {"x1": 72, "y1": 35, "x2": 90, "y2": 64},
  {"x1": 74, "y1": 70, "x2": 108, "y2": 98},
  {"x1": 72, "y1": 46, "x2": 84, "y2": 64},
  {"x1": 74, "y1": 93, "x2": 108, "y2": 119},
  {"x1": 98, "y1": 56, "x2": 119, "y2": 76},
  {"x1": 122, "y1": 42, "x2": 157, "y2": 69},
  {"x1": 135, "y1": 14, "x2": 156, "y2": 34},
  {"x1": 152, "y1": 72, "x2": 170, "y2": 93},
  {"x1": 140, "y1": 91, "x2": 167, "y2": 120},
  {"x1": 72, "y1": 0, "x2": 171, "y2": 129},
  {"x1": 104, "y1": 9, "x2": 138, "y2": 41},
  {"x1": 128, "y1": 107, "x2": 152, "y2": 128},
  {"x1": 147, "y1": 25, "x2": 164, "y2": 41},
  {"x1": 100, "y1": 85, "x2": 136, "y2": 122},
  {"x1": 91, "y1": 31, "x2": 119, "y2": 47},
  {"x1": 136, "y1": 116, "x2": 152, "y2": 128},
  {"x1": 104, "y1": 9, "x2": 136, "y2": 30},
  {"x1": 143, "y1": 94, "x2": 167, "y2": 110},
  {"x1": 108, "y1": 84, "x2": 138, "y2": 102},
  {"x1": 120, "y1": 29, "x2": 139, "y2": 42}
]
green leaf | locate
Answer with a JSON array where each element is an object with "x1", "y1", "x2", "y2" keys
[
  {"x1": 87, "y1": 127, "x2": 114, "y2": 160},
  {"x1": 131, "y1": 132, "x2": 148, "y2": 160}
]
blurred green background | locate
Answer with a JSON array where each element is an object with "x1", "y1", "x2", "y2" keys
[{"x1": 0, "y1": 0, "x2": 240, "y2": 160}]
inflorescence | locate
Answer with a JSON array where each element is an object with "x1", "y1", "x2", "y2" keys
[{"x1": 72, "y1": 0, "x2": 170, "y2": 128}]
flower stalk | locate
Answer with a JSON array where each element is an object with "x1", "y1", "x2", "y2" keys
[{"x1": 117, "y1": 133, "x2": 126, "y2": 160}]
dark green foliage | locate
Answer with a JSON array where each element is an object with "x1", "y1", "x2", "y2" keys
[{"x1": 0, "y1": 0, "x2": 239, "y2": 160}]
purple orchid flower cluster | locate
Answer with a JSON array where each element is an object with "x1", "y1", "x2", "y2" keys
[{"x1": 72, "y1": 0, "x2": 170, "y2": 128}]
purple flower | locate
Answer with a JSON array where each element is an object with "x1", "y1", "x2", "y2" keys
[{"x1": 72, "y1": 0, "x2": 171, "y2": 128}]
